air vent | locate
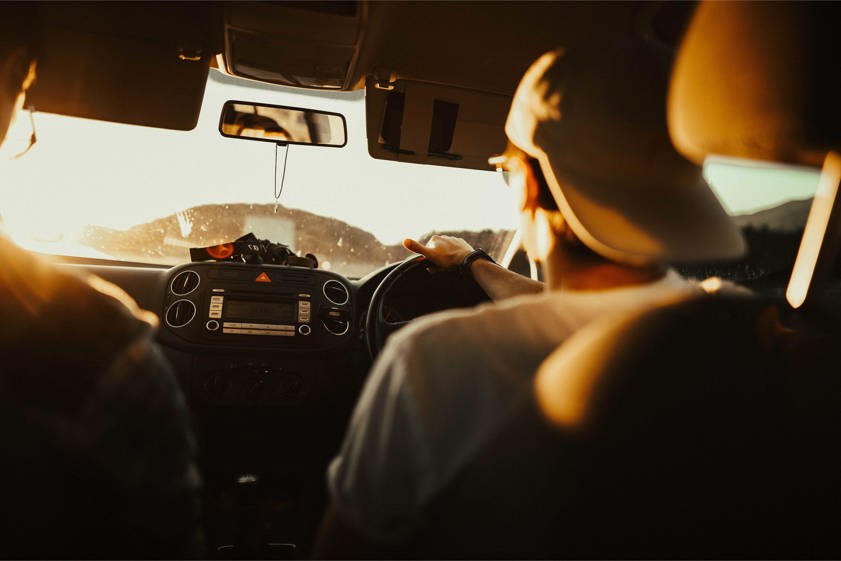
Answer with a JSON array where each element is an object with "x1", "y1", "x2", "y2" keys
[
  {"x1": 170, "y1": 270, "x2": 200, "y2": 295},
  {"x1": 277, "y1": 270, "x2": 314, "y2": 289},
  {"x1": 323, "y1": 279, "x2": 349, "y2": 305},
  {"x1": 322, "y1": 318, "x2": 350, "y2": 336},
  {"x1": 282, "y1": 270, "x2": 314, "y2": 281},
  {"x1": 165, "y1": 299, "x2": 197, "y2": 328}
]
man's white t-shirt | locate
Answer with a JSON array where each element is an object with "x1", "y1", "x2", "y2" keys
[{"x1": 328, "y1": 270, "x2": 708, "y2": 543}]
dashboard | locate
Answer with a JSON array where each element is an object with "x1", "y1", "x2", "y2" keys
[
  {"x1": 61, "y1": 259, "x2": 373, "y2": 411},
  {"x1": 156, "y1": 262, "x2": 366, "y2": 410},
  {"x1": 60, "y1": 258, "x2": 489, "y2": 408}
]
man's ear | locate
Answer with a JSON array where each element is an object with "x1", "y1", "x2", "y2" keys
[
  {"x1": 521, "y1": 158, "x2": 541, "y2": 217},
  {"x1": 21, "y1": 60, "x2": 37, "y2": 92}
]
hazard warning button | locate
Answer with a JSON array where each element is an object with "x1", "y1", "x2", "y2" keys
[{"x1": 255, "y1": 272, "x2": 272, "y2": 283}]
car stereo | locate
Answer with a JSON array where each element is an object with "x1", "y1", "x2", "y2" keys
[
  {"x1": 161, "y1": 262, "x2": 353, "y2": 351},
  {"x1": 205, "y1": 290, "x2": 311, "y2": 337}
]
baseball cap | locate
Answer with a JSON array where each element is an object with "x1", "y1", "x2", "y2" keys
[{"x1": 504, "y1": 39, "x2": 745, "y2": 265}]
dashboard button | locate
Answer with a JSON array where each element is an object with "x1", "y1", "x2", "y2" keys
[
  {"x1": 298, "y1": 324, "x2": 311, "y2": 336},
  {"x1": 206, "y1": 320, "x2": 220, "y2": 331}
]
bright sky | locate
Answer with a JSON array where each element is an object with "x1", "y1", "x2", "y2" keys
[
  {"x1": 703, "y1": 156, "x2": 821, "y2": 215},
  {"x1": 0, "y1": 69, "x2": 518, "y2": 250}
]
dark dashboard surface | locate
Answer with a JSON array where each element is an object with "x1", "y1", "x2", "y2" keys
[
  {"x1": 57, "y1": 260, "x2": 371, "y2": 409},
  {"x1": 61, "y1": 257, "x2": 491, "y2": 360}
]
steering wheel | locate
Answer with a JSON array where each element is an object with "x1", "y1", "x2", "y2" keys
[{"x1": 365, "y1": 255, "x2": 491, "y2": 359}]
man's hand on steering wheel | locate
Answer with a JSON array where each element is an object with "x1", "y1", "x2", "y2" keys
[
  {"x1": 406, "y1": 235, "x2": 544, "y2": 302},
  {"x1": 403, "y1": 236, "x2": 474, "y2": 271}
]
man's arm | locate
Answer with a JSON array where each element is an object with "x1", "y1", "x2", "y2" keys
[{"x1": 404, "y1": 236, "x2": 543, "y2": 300}]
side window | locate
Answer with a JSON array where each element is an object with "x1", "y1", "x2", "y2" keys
[{"x1": 675, "y1": 157, "x2": 821, "y2": 290}]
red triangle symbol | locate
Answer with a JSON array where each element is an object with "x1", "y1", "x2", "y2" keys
[{"x1": 255, "y1": 272, "x2": 271, "y2": 283}]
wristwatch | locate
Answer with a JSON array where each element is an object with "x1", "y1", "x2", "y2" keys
[{"x1": 460, "y1": 248, "x2": 496, "y2": 274}]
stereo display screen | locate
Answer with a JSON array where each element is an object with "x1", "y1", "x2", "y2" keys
[{"x1": 226, "y1": 299, "x2": 297, "y2": 323}]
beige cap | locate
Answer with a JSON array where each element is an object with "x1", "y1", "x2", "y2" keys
[{"x1": 505, "y1": 40, "x2": 745, "y2": 265}]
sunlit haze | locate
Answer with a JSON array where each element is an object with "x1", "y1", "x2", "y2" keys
[{"x1": 0, "y1": 69, "x2": 518, "y2": 260}]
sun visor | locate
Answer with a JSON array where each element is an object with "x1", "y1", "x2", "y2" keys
[
  {"x1": 26, "y1": 4, "x2": 213, "y2": 131},
  {"x1": 668, "y1": 1, "x2": 841, "y2": 167},
  {"x1": 366, "y1": 79, "x2": 509, "y2": 171}
]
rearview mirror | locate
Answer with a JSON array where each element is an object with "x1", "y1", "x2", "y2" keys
[{"x1": 219, "y1": 100, "x2": 347, "y2": 147}]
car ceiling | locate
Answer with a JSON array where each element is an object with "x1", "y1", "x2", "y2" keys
[{"x1": 26, "y1": 1, "x2": 694, "y2": 170}]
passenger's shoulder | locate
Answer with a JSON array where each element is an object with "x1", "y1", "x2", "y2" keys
[
  {"x1": 0, "y1": 241, "x2": 160, "y2": 385},
  {"x1": 51, "y1": 270, "x2": 155, "y2": 346},
  {"x1": 0, "y1": 244, "x2": 178, "y2": 431}
]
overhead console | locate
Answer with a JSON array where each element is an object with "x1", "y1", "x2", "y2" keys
[
  {"x1": 161, "y1": 262, "x2": 354, "y2": 353},
  {"x1": 222, "y1": 1, "x2": 365, "y2": 90}
]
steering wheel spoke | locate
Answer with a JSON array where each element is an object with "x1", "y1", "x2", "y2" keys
[{"x1": 383, "y1": 319, "x2": 411, "y2": 329}]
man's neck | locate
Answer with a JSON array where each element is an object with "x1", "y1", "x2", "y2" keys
[{"x1": 541, "y1": 243, "x2": 667, "y2": 292}]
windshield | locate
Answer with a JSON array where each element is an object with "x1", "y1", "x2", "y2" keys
[{"x1": 0, "y1": 69, "x2": 518, "y2": 278}]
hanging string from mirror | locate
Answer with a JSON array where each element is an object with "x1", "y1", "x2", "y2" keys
[{"x1": 274, "y1": 142, "x2": 289, "y2": 213}]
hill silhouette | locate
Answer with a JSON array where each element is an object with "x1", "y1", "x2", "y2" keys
[
  {"x1": 731, "y1": 198, "x2": 812, "y2": 232},
  {"x1": 80, "y1": 203, "x2": 513, "y2": 277},
  {"x1": 677, "y1": 198, "x2": 814, "y2": 287}
]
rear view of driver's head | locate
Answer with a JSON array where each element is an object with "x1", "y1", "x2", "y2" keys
[{"x1": 504, "y1": 37, "x2": 745, "y2": 267}]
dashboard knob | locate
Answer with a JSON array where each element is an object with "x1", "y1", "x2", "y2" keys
[
  {"x1": 206, "y1": 319, "x2": 220, "y2": 331},
  {"x1": 298, "y1": 324, "x2": 311, "y2": 336}
]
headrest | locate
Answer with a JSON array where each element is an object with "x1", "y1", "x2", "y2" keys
[{"x1": 669, "y1": 2, "x2": 841, "y2": 167}]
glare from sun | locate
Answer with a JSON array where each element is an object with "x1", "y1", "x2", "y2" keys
[{"x1": 0, "y1": 69, "x2": 519, "y2": 262}]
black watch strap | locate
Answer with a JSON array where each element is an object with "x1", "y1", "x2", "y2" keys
[{"x1": 461, "y1": 248, "x2": 495, "y2": 274}]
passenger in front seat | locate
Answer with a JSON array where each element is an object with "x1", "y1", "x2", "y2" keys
[
  {"x1": 0, "y1": 6, "x2": 202, "y2": 558},
  {"x1": 314, "y1": 38, "x2": 745, "y2": 557}
]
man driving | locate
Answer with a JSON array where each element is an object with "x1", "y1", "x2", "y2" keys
[
  {"x1": 0, "y1": 5, "x2": 202, "y2": 557},
  {"x1": 314, "y1": 38, "x2": 745, "y2": 556}
]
